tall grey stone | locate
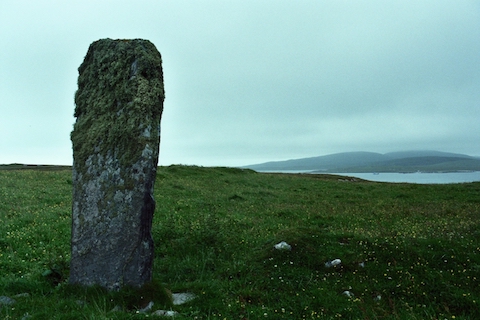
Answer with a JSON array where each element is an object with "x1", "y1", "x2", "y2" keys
[{"x1": 69, "y1": 39, "x2": 165, "y2": 290}]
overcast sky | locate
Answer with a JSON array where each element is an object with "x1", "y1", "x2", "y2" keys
[{"x1": 1, "y1": 1, "x2": 479, "y2": 167}]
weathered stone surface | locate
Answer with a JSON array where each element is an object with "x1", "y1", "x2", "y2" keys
[{"x1": 69, "y1": 38, "x2": 164, "y2": 289}]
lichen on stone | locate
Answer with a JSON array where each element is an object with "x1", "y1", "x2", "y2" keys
[{"x1": 71, "y1": 38, "x2": 164, "y2": 171}]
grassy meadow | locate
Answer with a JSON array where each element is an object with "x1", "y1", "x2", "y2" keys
[{"x1": 0, "y1": 165, "x2": 479, "y2": 319}]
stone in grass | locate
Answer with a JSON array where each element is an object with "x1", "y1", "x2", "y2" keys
[
  {"x1": 69, "y1": 38, "x2": 165, "y2": 290},
  {"x1": 342, "y1": 290, "x2": 354, "y2": 298},
  {"x1": 0, "y1": 296, "x2": 16, "y2": 306},
  {"x1": 138, "y1": 301, "x2": 154, "y2": 313},
  {"x1": 172, "y1": 292, "x2": 197, "y2": 305},
  {"x1": 325, "y1": 259, "x2": 341, "y2": 268},
  {"x1": 152, "y1": 310, "x2": 179, "y2": 317},
  {"x1": 274, "y1": 241, "x2": 292, "y2": 250}
]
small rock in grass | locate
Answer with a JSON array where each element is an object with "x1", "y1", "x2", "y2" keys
[
  {"x1": 152, "y1": 310, "x2": 179, "y2": 317},
  {"x1": 342, "y1": 290, "x2": 354, "y2": 298},
  {"x1": 325, "y1": 259, "x2": 341, "y2": 267},
  {"x1": 138, "y1": 301, "x2": 154, "y2": 313},
  {"x1": 274, "y1": 241, "x2": 292, "y2": 250},
  {"x1": 21, "y1": 313, "x2": 32, "y2": 320},
  {"x1": 0, "y1": 296, "x2": 16, "y2": 306},
  {"x1": 172, "y1": 292, "x2": 196, "y2": 305}
]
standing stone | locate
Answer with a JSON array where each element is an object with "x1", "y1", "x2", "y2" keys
[{"x1": 69, "y1": 39, "x2": 165, "y2": 290}]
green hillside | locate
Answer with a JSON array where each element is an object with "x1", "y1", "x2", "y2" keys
[
  {"x1": 1, "y1": 166, "x2": 479, "y2": 319},
  {"x1": 245, "y1": 150, "x2": 480, "y2": 172}
]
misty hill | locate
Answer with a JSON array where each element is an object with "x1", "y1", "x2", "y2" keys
[{"x1": 244, "y1": 151, "x2": 480, "y2": 173}]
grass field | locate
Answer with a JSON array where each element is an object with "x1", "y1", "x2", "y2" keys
[{"x1": 0, "y1": 165, "x2": 479, "y2": 319}]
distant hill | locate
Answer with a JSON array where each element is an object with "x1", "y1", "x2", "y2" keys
[
  {"x1": 0, "y1": 164, "x2": 72, "y2": 171},
  {"x1": 243, "y1": 151, "x2": 480, "y2": 173}
]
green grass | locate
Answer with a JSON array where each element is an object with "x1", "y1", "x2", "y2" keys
[{"x1": 1, "y1": 165, "x2": 479, "y2": 319}]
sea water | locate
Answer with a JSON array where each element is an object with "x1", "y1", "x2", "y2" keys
[
  {"x1": 258, "y1": 170, "x2": 480, "y2": 184},
  {"x1": 329, "y1": 171, "x2": 480, "y2": 184}
]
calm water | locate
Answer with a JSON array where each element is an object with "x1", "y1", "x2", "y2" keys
[
  {"x1": 259, "y1": 170, "x2": 480, "y2": 184},
  {"x1": 330, "y1": 171, "x2": 480, "y2": 184}
]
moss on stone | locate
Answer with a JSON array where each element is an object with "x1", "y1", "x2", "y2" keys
[{"x1": 71, "y1": 38, "x2": 165, "y2": 171}]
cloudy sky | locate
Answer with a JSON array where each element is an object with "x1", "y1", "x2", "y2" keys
[{"x1": 1, "y1": 1, "x2": 479, "y2": 167}]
